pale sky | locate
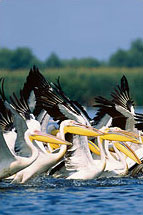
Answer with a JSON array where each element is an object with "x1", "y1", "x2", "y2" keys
[{"x1": 0, "y1": 0, "x2": 143, "y2": 60}]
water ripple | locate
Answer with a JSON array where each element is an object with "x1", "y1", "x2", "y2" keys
[{"x1": 1, "y1": 176, "x2": 143, "y2": 215}]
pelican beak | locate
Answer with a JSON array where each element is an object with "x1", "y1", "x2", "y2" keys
[
  {"x1": 48, "y1": 143, "x2": 60, "y2": 151},
  {"x1": 88, "y1": 140, "x2": 100, "y2": 155},
  {"x1": 114, "y1": 142, "x2": 141, "y2": 164},
  {"x1": 51, "y1": 129, "x2": 59, "y2": 136},
  {"x1": 100, "y1": 133, "x2": 140, "y2": 144},
  {"x1": 64, "y1": 123, "x2": 102, "y2": 137},
  {"x1": 29, "y1": 131, "x2": 72, "y2": 146}
]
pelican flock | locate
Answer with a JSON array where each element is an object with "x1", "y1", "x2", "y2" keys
[{"x1": 0, "y1": 65, "x2": 143, "y2": 184}]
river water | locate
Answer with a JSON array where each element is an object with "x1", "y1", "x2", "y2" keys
[
  {"x1": 1, "y1": 177, "x2": 143, "y2": 215},
  {"x1": 1, "y1": 108, "x2": 143, "y2": 215}
]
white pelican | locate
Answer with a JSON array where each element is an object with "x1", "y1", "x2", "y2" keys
[
  {"x1": 50, "y1": 122, "x2": 142, "y2": 179},
  {"x1": 12, "y1": 120, "x2": 99, "y2": 183},
  {"x1": 98, "y1": 127, "x2": 142, "y2": 175},
  {"x1": 100, "y1": 140, "x2": 140, "y2": 177},
  {"x1": 0, "y1": 118, "x2": 68, "y2": 180},
  {"x1": 0, "y1": 103, "x2": 72, "y2": 181},
  {"x1": 49, "y1": 120, "x2": 140, "y2": 180},
  {"x1": 0, "y1": 97, "x2": 71, "y2": 182},
  {"x1": 12, "y1": 134, "x2": 71, "y2": 183},
  {"x1": 51, "y1": 120, "x2": 106, "y2": 180}
]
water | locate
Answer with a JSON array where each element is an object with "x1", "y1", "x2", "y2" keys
[
  {"x1": 1, "y1": 108, "x2": 143, "y2": 215},
  {"x1": 1, "y1": 176, "x2": 143, "y2": 215}
]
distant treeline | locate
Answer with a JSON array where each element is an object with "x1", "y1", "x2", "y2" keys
[
  {"x1": 0, "y1": 38, "x2": 143, "y2": 70},
  {"x1": 1, "y1": 67, "x2": 143, "y2": 106}
]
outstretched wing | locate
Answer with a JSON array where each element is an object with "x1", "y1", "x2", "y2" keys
[
  {"x1": 4, "y1": 101, "x2": 32, "y2": 157},
  {"x1": 10, "y1": 66, "x2": 51, "y2": 121},
  {"x1": 92, "y1": 76, "x2": 135, "y2": 130},
  {"x1": 134, "y1": 113, "x2": 143, "y2": 131},
  {"x1": 34, "y1": 75, "x2": 91, "y2": 125},
  {"x1": 0, "y1": 79, "x2": 14, "y2": 132},
  {"x1": 10, "y1": 91, "x2": 32, "y2": 120},
  {"x1": 111, "y1": 75, "x2": 134, "y2": 112},
  {"x1": 93, "y1": 96, "x2": 127, "y2": 129}
]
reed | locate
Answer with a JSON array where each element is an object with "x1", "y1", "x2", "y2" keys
[{"x1": 1, "y1": 67, "x2": 143, "y2": 106}]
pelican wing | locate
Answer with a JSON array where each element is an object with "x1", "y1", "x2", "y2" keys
[
  {"x1": 34, "y1": 77, "x2": 91, "y2": 125},
  {"x1": 0, "y1": 78, "x2": 6, "y2": 101},
  {"x1": 53, "y1": 77, "x2": 91, "y2": 122},
  {"x1": 10, "y1": 66, "x2": 51, "y2": 121},
  {"x1": 111, "y1": 75, "x2": 134, "y2": 112},
  {"x1": 0, "y1": 99, "x2": 14, "y2": 132},
  {"x1": 58, "y1": 104, "x2": 89, "y2": 125},
  {"x1": 34, "y1": 87, "x2": 67, "y2": 122},
  {"x1": 93, "y1": 76, "x2": 135, "y2": 130},
  {"x1": 135, "y1": 113, "x2": 143, "y2": 131},
  {"x1": 4, "y1": 101, "x2": 32, "y2": 157},
  {"x1": 0, "y1": 128, "x2": 16, "y2": 163},
  {"x1": 93, "y1": 96, "x2": 127, "y2": 129},
  {"x1": 10, "y1": 92, "x2": 32, "y2": 120},
  {"x1": 37, "y1": 110, "x2": 50, "y2": 133},
  {"x1": 65, "y1": 135, "x2": 93, "y2": 172},
  {"x1": 22, "y1": 66, "x2": 51, "y2": 116},
  {"x1": 0, "y1": 79, "x2": 14, "y2": 132}
]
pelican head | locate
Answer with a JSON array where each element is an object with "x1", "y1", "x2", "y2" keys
[{"x1": 26, "y1": 119, "x2": 41, "y2": 132}]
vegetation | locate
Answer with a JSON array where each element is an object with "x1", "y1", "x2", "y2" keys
[
  {"x1": 1, "y1": 67, "x2": 143, "y2": 107},
  {"x1": 0, "y1": 38, "x2": 143, "y2": 107},
  {"x1": 0, "y1": 39, "x2": 143, "y2": 70},
  {"x1": 109, "y1": 39, "x2": 143, "y2": 67}
]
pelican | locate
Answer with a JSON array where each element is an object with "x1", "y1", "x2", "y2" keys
[
  {"x1": 12, "y1": 120, "x2": 99, "y2": 183},
  {"x1": 12, "y1": 134, "x2": 71, "y2": 184},
  {"x1": 50, "y1": 120, "x2": 106, "y2": 180},
  {"x1": 100, "y1": 140, "x2": 140, "y2": 177},
  {"x1": 1, "y1": 98, "x2": 72, "y2": 180},
  {"x1": 0, "y1": 98, "x2": 70, "y2": 183},
  {"x1": 88, "y1": 127, "x2": 141, "y2": 177},
  {"x1": 49, "y1": 120, "x2": 140, "y2": 180},
  {"x1": 98, "y1": 127, "x2": 142, "y2": 174},
  {"x1": 26, "y1": 71, "x2": 142, "y2": 178},
  {"x1": 0, "y1": 119, "x2": 69, "y2": 180},
  {"x1": 0, "y1": 127, "x2": 37, "y2": 180},
  {"x1": 47, "y1": 123, "x2": 142, "y2": 178}
]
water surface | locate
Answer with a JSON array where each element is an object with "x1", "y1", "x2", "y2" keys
[{"x1": 1, "y1": 176, "x2": 143, "y2": 215}]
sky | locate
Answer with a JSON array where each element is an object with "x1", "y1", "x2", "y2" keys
[{"x1": 0, "y1": 0, "x2": 143, "y2": 61}]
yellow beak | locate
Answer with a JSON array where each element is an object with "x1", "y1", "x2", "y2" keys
[
  {"x1": 51, "y1": 129, "x2": 59, "y2": 136},
  {"x1": 88, "y1": 140, "x2": 100, "y2": 155},
  {"x1": 114, "y1": 142, "x2": 141, "y2": 164},
  {"x1": 100, "y1": 133, "x2": 140, "y2": 144},
  {"x1": 29, "y1": 132, "x2": 72, "y2": 146},
  {"x1": 63, "y1": 124, "x2": 102, "y2": 137},
  {"x1": 48, "y1": 129, "x2": 61, "y2": 151},
  {"x1": 48, "y1": 143, "x2": 60, "y2": 151}
]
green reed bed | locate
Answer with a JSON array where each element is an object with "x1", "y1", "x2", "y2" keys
[{"x1": 0, "y1": 67, "x2": 143, "y2": 106}]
